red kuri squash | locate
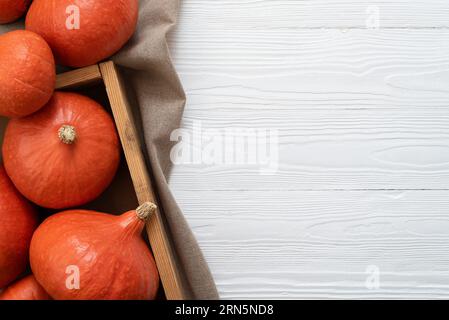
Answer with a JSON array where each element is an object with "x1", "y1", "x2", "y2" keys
[
  {"x1": 2, "y1": 92, "x2": 120, "y2": 209},
  {"x1": 0, "y1": 30, "x2": 55, "y2": 117},
  {"x1": 0, "y1": 0, "x2": 31, "y2": 24},
  {"x1": 0, "y1": 166, "x2": 37, "y2": 288},
  {"x1": 0, "y1": 275, "x2": 51, "y2": 300},
  {"x1": 30, "y1": 202, "x2": 160, "y2": 300},
  {"x1": 25, "y1": 0, "x2": 139, "y2": 67}
]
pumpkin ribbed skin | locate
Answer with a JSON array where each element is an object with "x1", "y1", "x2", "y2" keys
[
  {"x1": 25, "y1": 0, "x2": 138, "y2": 67},
  {"x1": 2, "y1": 92, "x2": 120, "y2": 209},
  {"x1": 30, "y1": 206, "x2": 160, "y2": 300},
  {"x1": 0, "y1": 167, "x2": 37, "y2": 288},
  {"x1": 0, "y1": 30, "x2": 55, "y2": 117},
  {"x1": 0, "y1": 0, "x2": 31, "y2": 24},
  {"x1": 0, "y1": 275, "x2": 51, "y2": 300}
]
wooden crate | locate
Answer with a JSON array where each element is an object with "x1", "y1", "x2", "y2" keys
[{"x1": 0, "y1": 62, "x2": 187, "y2": 300}]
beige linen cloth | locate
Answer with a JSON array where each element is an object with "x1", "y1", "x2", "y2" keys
[{"x1": 0, "y1": 0, "x2": 219, "y2": 300}]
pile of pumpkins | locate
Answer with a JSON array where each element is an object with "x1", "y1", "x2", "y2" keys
[{"x1": 0, "y1": 0, "x2": 160, "y2": 300}]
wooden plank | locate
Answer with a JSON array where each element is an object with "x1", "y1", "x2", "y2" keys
[
  {"x1": 169, "y1": 107, "x2": 449, "y2": 190},
  {"x1": 175, "y1": 189, "x2": 449, "y2": 299},
  {"x1": 168, "y1": 29, "x2": 449, "y2": 191},
  {"x1": 56, "y1": 65, "x2": 103, "y2": 90},
  {"x1": 170, "y1": 2, "x2": 449, "y2": 300},
  {"x1": 99, "y1": 61, "x2": 187, "y2": 300},
  {"x1": 170, "y1": 29, "x2": 449, "y2": 78},
  {"x1": 176, "y1": 0, "x2": 449, "y2": 29}
]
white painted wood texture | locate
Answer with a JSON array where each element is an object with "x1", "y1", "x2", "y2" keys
[{"x1": 167, "y1": 0, "x2": 449, "y2": 299}]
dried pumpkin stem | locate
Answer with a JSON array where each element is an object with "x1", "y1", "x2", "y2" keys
[
  {"x1": 136, "y1": 202, "x2": 157, "y2": 221},
  {"x1": 58, "y1": 125, "x2": 77, "y2": 145}
]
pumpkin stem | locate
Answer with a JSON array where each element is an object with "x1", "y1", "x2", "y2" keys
[
  {"x1": 136, "y1": 202, "x2": 157, "y2": 221},
  {"x1": 58, "y1": 125, "x2": 77, "y2": 145}
]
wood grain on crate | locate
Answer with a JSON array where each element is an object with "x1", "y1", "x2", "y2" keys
[
  {"x1": 55, "y1": 65, "x2": 102, "y2": 90},
  {"x1": 99, "y1": 62, "x2": 187, "y2": 300},
  {"x1": 168, "y1": 0, "x2": 449, "y2": 299}
]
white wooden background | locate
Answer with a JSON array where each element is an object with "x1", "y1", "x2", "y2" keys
[{"x1": 167, "y1": 0, "x2": 449, "y2": 299}]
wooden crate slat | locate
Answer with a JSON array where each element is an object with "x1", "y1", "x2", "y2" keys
[
  {"x1": 56, "y1": 65, "x2": 103, "y2": 90},
  {"x1": 99, "y1": 61, "x2": 187, "y2": 300}
]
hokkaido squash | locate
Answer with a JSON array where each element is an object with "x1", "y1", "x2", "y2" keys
[
  {"x1": 26, "y1": 0, "x2": 139, "y2": 67},
  {"x1": 0, "y1": 275, "x2": 51, "y2": 300},
  {"x1": 30, "y1": 202, "x2": 160, "y2": 300},
  {"x1": 0, "y1": 30, "x2": 55, "y2": 117},
  {"x1": 2, "y1": 92, "x2": 120, "y2": 209},
  {"x1": 0, "y1": 166, "x2": 37, "y2": 288},
  {"x1": 0, "y1": 0, "x2": 31, "y2": 24}
]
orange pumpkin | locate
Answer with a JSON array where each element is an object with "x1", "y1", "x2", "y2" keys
[
  {"x1": 0, "y1": 275, "x2": 51, "y2": 300},
  {"x1": 30, "y1": 202, "x2": 160, "y2": 300},
  {"x1": 2, "y1": 92, "x2": 120, "y2": 209},
  {"x1": 0, "y1": 0, "x2": 31, "y2": 24},
  {"x1": 26, "y1": 0, "x2": 139, "y2": 67},
  {"x1": 0, "y1": 30, "x2": 55, "y2": 117},
  {"x1": 0, "y1": 166, "x2": 37, "y2": 288}
]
